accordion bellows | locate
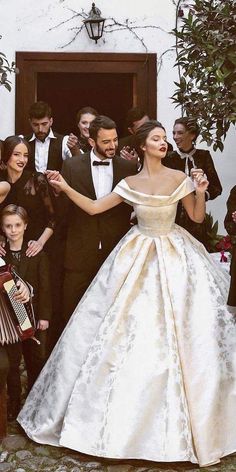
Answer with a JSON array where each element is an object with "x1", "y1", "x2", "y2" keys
[
  {"x1": 0, "y1": 264, "x2": 36, "y2": 345},
  {"x1": 0, "y1": 294, "x2": 20, "y2": 344}
]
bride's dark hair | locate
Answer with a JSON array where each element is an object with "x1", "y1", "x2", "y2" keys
[{"x1": 135, "y1": 120, "x2": 166, "y2": 170}]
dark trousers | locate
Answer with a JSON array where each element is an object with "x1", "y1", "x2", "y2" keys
[
  {"x1": 22, "y1": 330, "x2": 48, "y2": 392},
  {"x1": 62, "y1": 249, "x2": 106, "y2": 326},
  {"x1": 0, "y1": 343, "x2": 22, "y2": 401},
  {"x1": 46, "y1": 232, "x2": 65, "y2": 352},
  {"x1": 0, "y1": 346, "x2": 9, "y2": 393}
]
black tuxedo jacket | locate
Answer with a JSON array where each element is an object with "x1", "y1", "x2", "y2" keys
[
  {"x1": 59, "y1": 152, "x2": 137, "y2": 271},
  {"x1": 4, "y1": 243, "x2": 52, "y2": 321},
  {"x1": 24, "y1": 131, "x2": 64, "y2": 171}
]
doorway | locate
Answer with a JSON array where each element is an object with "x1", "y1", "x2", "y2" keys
[
  {"x1": 37, "y1": 72, "x2": 134, "y2": 137},
  {"x1": 15, "y1": 52, "x2": 157, "y2": 137}
]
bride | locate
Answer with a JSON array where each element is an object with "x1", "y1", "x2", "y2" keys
[{"x1": 18, "y1": 120, "x2": 236, "y2": 467}]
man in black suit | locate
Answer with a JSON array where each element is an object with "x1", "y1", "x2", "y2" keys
[
  {"x1": 51, "y1": 115, "x2": 137, "y2": 324},
  {"x1": 21, "y1": 101, "x2": 70, "y2": 350},
  {"x1": 23, "y1": 101, "x2": 71, "y2": 172}
]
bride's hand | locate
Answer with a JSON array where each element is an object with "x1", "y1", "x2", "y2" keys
[{"x1": 193, "y1": 173, "x2": 209, "y2": 193}]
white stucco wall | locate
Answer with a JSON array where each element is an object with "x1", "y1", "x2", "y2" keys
[{"x1": 0, "y1": 0, "x2": 235, "y2": 232}]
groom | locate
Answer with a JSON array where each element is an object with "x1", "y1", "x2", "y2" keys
[{"x1": 51, "y1": 115, "x2": 137, "y2": 324}]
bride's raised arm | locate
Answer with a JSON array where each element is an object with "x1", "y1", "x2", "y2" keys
[
  {"x1": 47, "y1": 172, "x2": 123, "y2": 215},
  {"x1": 181, "y1": 172, "x2": 209, "y2": 223}
]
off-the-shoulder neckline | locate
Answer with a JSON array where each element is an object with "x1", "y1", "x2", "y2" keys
[{"x1": 123, "y1": 176, "x2": 190, "y2": 197}]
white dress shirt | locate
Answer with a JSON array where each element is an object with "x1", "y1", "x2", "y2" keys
[
  {"x1": 28, "y1": 129, "x2": 71, "y2": 172},
  {"x1": 90, "y1": 149, "x2": 114, "y2": 250},
  {"x1": 90, "y1": 149, "x2": 113, "y2": 198}
]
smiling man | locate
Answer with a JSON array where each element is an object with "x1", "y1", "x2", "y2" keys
[{"x1": 54, "y1": 115, "x2": 137, "y2": 324}]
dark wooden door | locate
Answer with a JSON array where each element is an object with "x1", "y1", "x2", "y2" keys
[
  {"x1": 37, "y1": 72, "x2": 134, "y2": 136},
  {"x1": 15, "y1": 52, "x2": 157, "y2": 137}
]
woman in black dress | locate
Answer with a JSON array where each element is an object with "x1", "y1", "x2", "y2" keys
[
  {"x1": 163, "y1": 117, "x2": 222, "y2": 249},
  {"x1": 0, "y1": 136, "x2": 56, "y2": 257}
]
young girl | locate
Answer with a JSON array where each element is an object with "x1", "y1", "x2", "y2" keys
[
  {"x1": 19, "y1": 121, "x2": 236, "y2": 467},
  {"x1": 1, "y1": 204, "x2": 52, "y2": 419}
]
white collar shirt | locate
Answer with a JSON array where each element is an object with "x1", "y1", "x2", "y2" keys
[
  {"x1": 90, "y1": 149, "x2": 113, "y2": 199},
  {"x1": 29, "y1": 128, "x2": 55, "y2": 172},
  {"x1": 29, "y1": 129, "x2": 71, "y2": 172}
]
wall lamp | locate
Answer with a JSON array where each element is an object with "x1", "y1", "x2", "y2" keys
[{"x1": 83, "y1": 3, "x2": 105, "y2": 43}]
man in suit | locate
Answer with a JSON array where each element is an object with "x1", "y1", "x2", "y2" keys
[
  {"x1": 51, "y1": 115, "x2": 137, "y2": 324},
  {"x1": 23, "y1": 101, "x2": 71, "y2": 172},
  {"x1": 21, "y1": 101, "x2": 70, "y2": 350}
]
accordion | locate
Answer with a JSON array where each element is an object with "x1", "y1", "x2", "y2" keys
[{"x1": 0, "y1": 264, "x2": 37, "y2": 345}]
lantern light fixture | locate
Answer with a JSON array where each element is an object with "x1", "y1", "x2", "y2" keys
[{"x1": 83, "y1": 3, "x2": 105, "y2": 44}]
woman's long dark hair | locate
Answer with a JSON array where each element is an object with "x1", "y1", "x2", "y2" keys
[
  {"x1": 135, "y1": 120, "x2": 166, "y2": 170},
  {"x1": 2, "y1": 136, "x2": 30, "y2": 164}
]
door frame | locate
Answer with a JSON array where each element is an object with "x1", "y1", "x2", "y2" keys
[{"x1": 15, "y1": 52, "x2": 157, "y2": 134}]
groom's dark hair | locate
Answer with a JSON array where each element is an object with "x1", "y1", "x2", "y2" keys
[{"x1": 89, "y1": 115, "x2": 117, "y2": 141}]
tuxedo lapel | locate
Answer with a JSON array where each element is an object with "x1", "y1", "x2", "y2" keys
[
  {"x1": 112, "y1": 156, "x2": 124, "y2": 189},
  {"x1": 79, "y1": 154, "x2": 96, "y2": 199},
  {"x1": 28, "y1": 139, "x2": 36, "y2": 170},
  {"x1": 47, "y1": 137, "x2": 61, "y2": 170}
]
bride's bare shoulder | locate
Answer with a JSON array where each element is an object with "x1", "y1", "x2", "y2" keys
[
  {"x1": 166, "y1": 168, "x2": 187, "y2": 184},
  {"x1": 124, "y1": 175, "x2": 141, "y2": 187}
]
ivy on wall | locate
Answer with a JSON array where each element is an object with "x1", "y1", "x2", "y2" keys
[
  {"x1": 50, "y1": 10, "x2": 167, "y2": 51},
  {"x1": 49, "y1": 4, "x2": 174, "y2": 72}
]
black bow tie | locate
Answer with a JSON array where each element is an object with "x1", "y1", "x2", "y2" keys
[{"x1": 93, "y1": 160, "x2": 110, "y2": 166}]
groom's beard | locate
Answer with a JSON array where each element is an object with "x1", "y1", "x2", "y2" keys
[{"x1": 95, "y1": 143, "x2": 117, "y2": 159}]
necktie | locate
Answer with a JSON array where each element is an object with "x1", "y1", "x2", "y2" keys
[{"x1": 93, "y1": 161, "x2": 110, "y2": 166}]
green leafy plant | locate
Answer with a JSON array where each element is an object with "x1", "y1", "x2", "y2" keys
[
  {"x1": 0, "y1": 51, "x2": 17, "y2": 91},
  {"x1": 205, "y1": 212, "x2": 235, "y2": 256},
  {"x1": 205, "y1": 212, "x2": 224, "y2": 252},
  {"x1": 172, "y1": 0, "x2": 236, "y2": 151}
]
